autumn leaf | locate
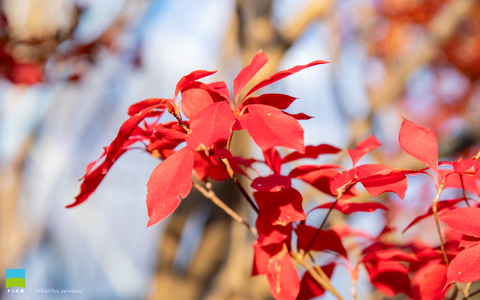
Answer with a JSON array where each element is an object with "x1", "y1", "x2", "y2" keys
[
  {"x1": 297, "y1": 264, "x2": 335, "y2": 300},
  {"x1": 241, "y1": 93, "x2": 297, "y2": 110},
  {"x1": 174, "y1": 69, "x2": 217, "y2": 99},
  {"x1": 347, "y1": 134, "x2": 381, "y2": 167},
  {"x1": 233, "y1": 50, "x2": 268, "y2": 105},
  {"x1": 186, "y1": 101, "x2": 236, "y2": 150},
  {"x1": 244, "y1": 60, "x2": 328, "y2": 99},
  {"x1": 399, "y1": 118, "x2": 439, "y2": 179},
  {"x1": 266, "y1": 244, "x2": 301, "y2": 300},
  {"x1": 238, "y1": 104, "x2": 304, "y2": 153},
  {"x1": 254, "y1": 188, "x2": 305, "y2": 226},
  {"x1": 282, "y1": 144, "x2": 341, "y2": 164},
  {"x1": 437, "y1": 207, "x2": 480, "y2": 284},
  {"x1": 146, "y1": 147, "x2": 194, "y2": 227}
]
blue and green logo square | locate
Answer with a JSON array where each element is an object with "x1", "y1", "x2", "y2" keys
[{"x1": 6, "y1": 269, "x2": 25, "y2": 288}]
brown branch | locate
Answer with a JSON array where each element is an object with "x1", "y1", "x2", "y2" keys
[
  {"x1": 467, "y1": 287, "x2": 480, "y2": 299},
  {"x1": 303, "y1": 192, "x2": 342, "y2": 255},
  {"x1": 221, "y1": 157, "x2": 259, "y2": 213},
  {"x1": 432, "y1": 185, "x2": 449, "y2": 266},
  {"x1": 281, "y1": 0, "x2": 335, "y2": 45},
  {"x1": 193, "y1": 181, "x2": 258, "y2": 238}
]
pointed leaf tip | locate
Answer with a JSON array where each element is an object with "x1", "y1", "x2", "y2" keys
[{"x1": 233, "y1": 50, "x2": 268, "y2": 104}]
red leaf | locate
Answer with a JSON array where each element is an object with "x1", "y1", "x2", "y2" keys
[
  {"x1": 251, "y1": 174, "x2": 291, "y2": 191},
  {"x1": 128, "y1": 98, "x2": 168, "y2": 116},
  {"x1": 234, "y1": 50, "x2": 268, "y2": 104},
  {"x1": 282, "y1": 144, "x2": 341, "y2": 164},
  {"x1": 311, "y1": 201, "x2": 388, "y2": 215},
  {"x1": 412, "y1": 262, "x2": 448, "y2": 300},
  {"x1": 446, "y1": 243, "x2": 480, "y2": 284},
  {"x1": 186, "y1": 101, "x2": 236, "y2": 150},
  {"x1": 263, "y1": 147, "x2": 282, "y2": 174},
  {"x1": 284, "y1": 112, "x2": 313, "y2": 120},
  {"x1": 289, "y1": 166, "x2": 358, "y2": 198},
  {"x1": 357, "y1": 166, "x2": 408, "y2": 200},
  {"x1": 148, "y1": 128, "x2": 187, "y2": 151},
  {"x1": 239, "y1": 104, "x2": 304, "y2": 153},
  {"x1": 242, "y1": 93, "x2": 297, "y2": 110},
  {"x1": 267, "y1": 244, "x2": 301, "y2": 300},
  {"x1": 363, "y1": 249, "x2": 419, "y2": 262},
  {"x1": 296, "y1": 264, "x2": 335, "y2": 300},
  {"x1": 68, "y1": 150, "x2": 126, "y2": 208},
  {"x1": 403, "y1": 198, "x2": 465, "y2": 233},
  {"x1": 329, "y1": 169, "x2": 357, "y2": 196},
  {"x1": 254, "y1": 188, "x2": 305, "y2": 226},
  {"x1": 244, "y1": 60, "x2": 328, "y2": 99},
  {"x1": 252, "y1": 242, "x2": 281, "y2": 276},
  {"x1": 459, "y1": 235, "x2": 480, "y2": 249},
  {"x1": 296, "y1": 225, "x2": 347, "y2": 257},
  {"x1": 256, "y1": 217, "x2": 292, "y2": 246},
  {"x1": 146, "y1": 147, "x2": 194, "y2": 226},
  {"x1": 437, "y1": 207, "x2": 480, "y2": 237},
  {"x1": 444, "y1": 172, "x2": 480, "y2": 196},
  {"x1": 104, "y1": 103, "x2": 165, "y2": 171},
  {"x1": 347, "y1": 134, "x2": 381, "y2": 167},
  {"x1": 453, "y1": 159, "x2": 480, "y2": 175},
  {"x1": 174, "y1": 70, "x2": 217, "y2": 98},
  {"x1": 364, "y1": 260, "x2": 412, "y2": 297},
  {"x1": 69, "y1": 104, "x2": 165, "y2": 208},
  {"x1": 208, "y1": 81, "x2": 232, "y2": 103},
  {"x1": 399, "y1": 118, "x2": 439, "y2": 178},
  {"x1": 181, "y1": 88, "x2": 214, "y2": 119},
  {"x1": 193, "y1": 151, "x2": 230, "y2": 181}
]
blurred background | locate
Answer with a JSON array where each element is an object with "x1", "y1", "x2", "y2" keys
[{"x1": 1, "y1": 0, "x2": 480, "y2": 299}]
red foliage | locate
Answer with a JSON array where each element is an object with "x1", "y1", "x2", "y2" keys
[{"x1": 72, "y1": 51, "x2": 480, "y2": 300}]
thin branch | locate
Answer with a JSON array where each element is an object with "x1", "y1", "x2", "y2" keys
[
  {"x1": 460, "y1": 176, "x2": 471, "y2": 207},
  {"x1": 432, "y1": 185, "x2": 449, "y2": 266},
  {"x1": 467, "y1": 287, "x2": 480, "y2": 299},
  {"x1": 221, "y1": 158, "x2": 259, "y2": 213},
  {"x1": 462, "y1": 282, "x2": 472, "y2": 299},
  {"x1": 303, "y1": 194, "x2": 340, "y2": 254},
  {"x1": 281, "y1": 0, "x2": 335, "y2": 45},
  {"x1": 291, "y1": 251, "x2": 344, "y2": 300},
  {"x1": 193, "y1": 181, "x2": 258, "y2": 238}
]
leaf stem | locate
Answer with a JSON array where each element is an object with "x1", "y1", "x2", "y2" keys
[
  {"x1": 303, "y1": 194, "x2": 340, "y2": 255},
  {"x1": 432, "y1": 185, "x2": 449, "y2": 266},
  {"x1": 467, "y1": 287, "x2": 480, "y2": 299},
  {"x1": 460, "y1": 176, "x2": 471, "y2": 207},
  {"x1": 461, "y1": 282, "x2": 472, "y2": 299},
  {"x1": 221, "y1": 158, "x2": 259, "y2": 213},
  {"x1": 193, "y1": 181, "x2": 258, "y2": 238}
]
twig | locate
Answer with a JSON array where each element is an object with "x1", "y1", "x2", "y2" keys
[
  {"x1": 220, "y1": 158, "x2": 259, "y2": 213},
  {"x1": 432, "y1": 185, "x2": 449, "y2": 266},
  {"x1": 193, "y1": 181, "x2": 258, "y2": 238},
  {"x1": 467, "y1": 287, "x2": 480, "y2": 299},
  {"x1": 291, "y1": 251, "x2": 344, "y2": 300},
  {"x1": 303, "y1": 193, "x2": 341, "y2": 255},
  {"x1": 462, "y1": 282, "x2": 472, "y2": 299},
  {"x1": 460, "y1": 177, "x2": 471, "y2": 207}
]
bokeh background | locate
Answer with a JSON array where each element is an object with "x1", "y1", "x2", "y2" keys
[{"x1": 1, "y1": 0, "x2": 480, "y2": 299}]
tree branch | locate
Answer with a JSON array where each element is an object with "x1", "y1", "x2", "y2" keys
[{"x1": 193, "y1": 181, "x2": 258, "y2": 238}]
